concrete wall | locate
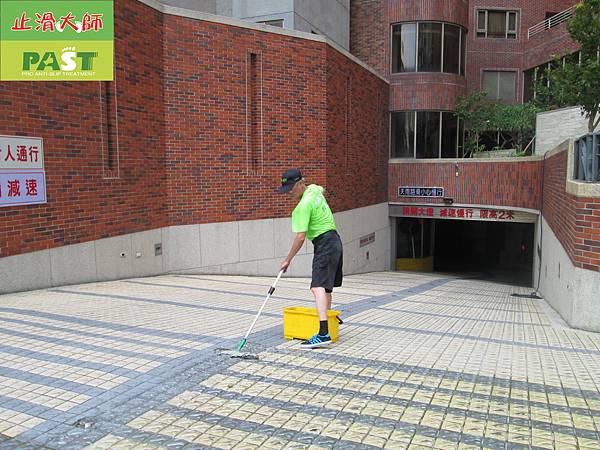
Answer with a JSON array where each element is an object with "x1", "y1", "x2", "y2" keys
[
  {"x1": 534, "y1": 216, "x2": 600, "y2": 332},
  {"x1": 162, "y1": 0, "x2": 350, "y2": 50},
  {"x1": 0, "y1": 203, "x2": 391, "y2": 294},
  {"x1": 294, "y1": 0, "x2": 350, "y2": 50},
  {"x1": 535, "y1": 107, "x2": 592, "y2": 155},
  {"x1": 230, "y1": 0, "x2": 294, "y2": 27}
]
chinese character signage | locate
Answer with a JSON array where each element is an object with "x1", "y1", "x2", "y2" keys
[
  {"x1": 390, "y1": 204, "x2": 536, "y2": 223},
  {"x1": 0, "y1": 135, "x2": 46, "y2": 207},
  {"x1": 0, "y1": 1, "x2": 114, "y2": 81},
  {"x1": 398, "y1": 187, "x2": 444, "y2": 198}
]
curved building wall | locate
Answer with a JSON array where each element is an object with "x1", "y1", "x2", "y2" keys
[
  {"x1": 388, "y1": 0, "x2": 469, "y2": 108},
  {"x1": 388, "y1": 0, "x2": 469, "y2": 27}
]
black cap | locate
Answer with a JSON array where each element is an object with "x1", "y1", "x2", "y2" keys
[{"x1": 278, "y1": 169, "x2": 303, "y2": 193}]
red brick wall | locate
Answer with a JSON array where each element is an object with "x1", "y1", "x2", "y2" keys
[
  {"x1": 388, "y1": 159, "x2": 542, "y2": 209},
  {"x1": 388, "y1": 0, "x2": 469, "y2": 27},
  {"x1": 0, "y1": 0, "x2": 388, "y2": 259},
  {"x1": 390, "y1": 73, "x2": 466, "y2": 111},
  {"x1": 162, "y1": 15, "x2": 329, "y2": 224},
  {"x1": 467, "y1": 0, "x2": 579, "y2": 100},
  {"x1": 326, "y1": 47, "x2": 390, "y2": 212},
  {"x1": 524, "y1": 22, "x2": 580, "y2": 69},
  {"x1": 543, "y1": 149, "x2": 600, "y2": 272},
  {"x1": 350, "y1": 0, "x2": 388, "y2": 78},
  {"x1": 350, "y1": 0, "x2": 579, "y2": 107},
  {"x1": 0, "y1": 0, "x2": 166, "y2": 259}
]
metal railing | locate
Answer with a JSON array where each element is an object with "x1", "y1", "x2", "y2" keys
[
  {"x1": 574, "y1": 132, "x2": 600, "y2": 182},
  {"x1": 528, "y1": 7, "x2": 575, "y2": 39}
]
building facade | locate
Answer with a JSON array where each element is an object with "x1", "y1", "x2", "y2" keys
[
  {"x1": 350, "y1": 0, "x2": 600, "y2": 331},
  {"x1": 1, "y1": 0, "x2": 599, "y2": 331}
]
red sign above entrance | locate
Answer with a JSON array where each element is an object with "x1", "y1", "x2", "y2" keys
[
  {"x1": 389, "y1": 204, "x2": 538, "y2": 223},
  {"x1": 401, "y1": 206, "x2": 515, "y2": 221}
]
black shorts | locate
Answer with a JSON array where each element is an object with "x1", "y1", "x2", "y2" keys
[{"x1": 311, "y1": 230, "x2": 343, "y2": 293}]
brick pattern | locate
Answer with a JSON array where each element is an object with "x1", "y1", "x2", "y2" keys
[
  {"x1": 0, "y1": 0, "x2": 388, "y2": 259},
  {"x1": 162, "y1": 15, "x2": 329, "y2": 224},
  {"x1": 390, "y1": 74, "x2": 467, "y2": 111},
  {"x1": 467, "y1": 0, "x2": 579, "y2": 101},
  {"x1": 326, "y1": 47, "x2": 390, "y2": 212},
  {"x1": 543, "y1": 150, "x2": 600, "y2": 272},
  {"x1": 349, "y1": 0, "x2": 580, "y2": 106},
  {"x1": 388, "y1": 0, "x2": 469, "y2": 27},
  {"x1": 388, "y1": 160, "x2": 542, "y2": 210},
  {"x1": 350, "y1": 0, "x2": 388, "y2": 78},
  {"x1": 524, "y1": 22, "x2": 580, "y2": 69},
  {"x1": 0, "y1": 0, "x2": 166, "y2": 259}
]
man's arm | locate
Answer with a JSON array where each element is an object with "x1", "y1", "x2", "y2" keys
[{"x1": 280, "y1": 232, "x2": 306, "y2": 272}]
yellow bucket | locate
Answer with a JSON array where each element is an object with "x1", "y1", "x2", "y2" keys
[{"x1": 283, "y1": 307, "x2": 341, "y2": 342}]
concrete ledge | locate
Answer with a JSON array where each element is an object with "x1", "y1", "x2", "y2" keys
[
  {"x1": 389, "y1": 156, "x2": 543, "y2": 164},
  {"x1": 0, "y1": 202, "x2": 391, "y2": 294},
  {"x1": 563, "y1": 138, "x2": 600, "y2": 198}
]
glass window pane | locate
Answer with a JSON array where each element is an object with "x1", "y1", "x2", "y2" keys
[
  {"x1": 392, "y1": 23, "x2": 416, "y2": 73},
  {"x1": 460, "y1": 28, "x2": 467, "y2": 75},
  {"x1": 441, "y1": 112, "x2": 458, "y2": 158},
  {"x1": 418, "y1": 23, "x2": 442, "y2": 72},
  {"x1": 392, "y1": 25, "x2": 401, "y2": 73},
  {"x1": 477, "y1": 11, "x2": 486, "y2": 30},
  {"x1": 508, "y1": 12, "x2": 517, "y2": 31},
  {"x1": 443, "y1": 24, "x2": 460, "y2": 74},
  {"x1": 391, "y1": 112, "x2": 415, "y2": 158},
  {"x1": 523, "y1": 69, "x2": 535, "y2": 102},
  {"x1": 482, "y1": 71, "x2": 498, "y2": 99},
  {"x1": 458, "y1": 118, "x2": 465, "y2": 157},
  {"x1": 498, "y1": 71, "x2": 516, "y2": 100},
  {"x1": 487, "y1": 11, "x2": 506, "y2": 38},
  {"x1": 416, "y1": 111, "x2": 440, "y2": 158}
]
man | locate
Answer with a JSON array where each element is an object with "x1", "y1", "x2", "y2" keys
[{"x1": 278, "y1": 169, "x2": 343, "y2": 348}]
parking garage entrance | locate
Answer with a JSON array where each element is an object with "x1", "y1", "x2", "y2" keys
[{"x1": 390, "y1": 204, "x2": 538, "y2": 287}]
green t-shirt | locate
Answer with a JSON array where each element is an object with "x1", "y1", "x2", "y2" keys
[{"x1": 291, "y1": 184, "x2": 336, "y2": 241}]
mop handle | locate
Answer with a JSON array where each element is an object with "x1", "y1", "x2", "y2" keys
[{"x1": 242, "y1": 269, "x2": 285, "y2": 340}]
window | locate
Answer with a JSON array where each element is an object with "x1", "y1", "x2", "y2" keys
[
  {"x1": 483, "y1": 71, "x2": 516, "y2": 100},
  {"x1": 441, "y1": 112, "x2": 458, "y2": 158},
  {"x1": 523, "y1": 68, "x2": 534, "y2": 102},
  {"x1": 416, "y1": 111, "x2": 440, "y2": 158},
  {"x1": 522, "y1": 51, "x2": 581, "y2": 101},
  {"x1": 391, "y1": 111, "x2": 415, "y2": 158},
  {"x1": 460, "y1": 28, "x2": 466, "y2": 76},
  {"x1": 477, "y1": 10, "x2": 517, "y2": 39},
  {"x1": 418, "y1": 23, "x2": 442, "y2": 72},
  {"x1": 392, "y1": 23, "x2": 417, "y2": 73},
  {"x1": 443, "y1": 24, "x2": 460, "y2": 74},
  {"x1": 391, "y1": 22, "x2": 466, "y2": 75},
  {"x1": 257, "y1": 19, "x2": 283, "y2": 27},
  {"x1": 391, "y1": 111, "x2": 463, "y2": 159}
]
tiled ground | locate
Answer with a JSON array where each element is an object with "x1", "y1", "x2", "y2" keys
[{"x1": 1, "y1": 271, "x2": 600, "y2": 449}]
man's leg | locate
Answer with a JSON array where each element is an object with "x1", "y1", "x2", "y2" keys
[
  {"x1": 311, "y1": 287, "x2": 328, "y2": 321},
  {"x1": 300, "y1": 286, "x2": 331, "y2": 348}
]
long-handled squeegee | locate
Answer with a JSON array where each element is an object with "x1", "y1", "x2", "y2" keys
[{"x1": 220, "y1": 269, "x2": 285, "y2": 359}]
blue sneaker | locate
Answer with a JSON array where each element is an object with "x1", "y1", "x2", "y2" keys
[{"x1": 300, "y1": 333, "x2": 332, "y2": 349}]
